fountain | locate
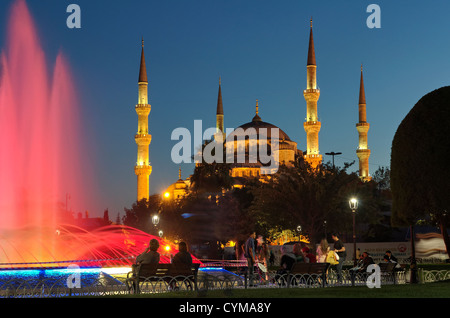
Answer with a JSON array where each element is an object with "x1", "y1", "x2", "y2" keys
[{"x1": 0, "y1": 0, "x2": 197, "y2": 270}]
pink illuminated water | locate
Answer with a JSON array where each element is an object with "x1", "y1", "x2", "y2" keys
[
  {"x1": 0, "y1": 0, "x2": 86, "y2": 230},
  {"x1": 0, "y1": 0, "x2": 170, "y2": 267}
]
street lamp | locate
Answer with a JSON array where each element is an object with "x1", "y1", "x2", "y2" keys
[
  {"x1": 325, "y1": 152, "x2": 342, "y2": 169},
  {"x1": 158, "y1": 230, "x2": 163, "y2": 238},
  {"x1": 297, "y1": 225, "x2": 302, "y2": 242},
  {"x1": 349, "y1": 198, "x2": 358, "y2": 266},
  {"x1": 152, "y1": 214, "x2": 159, "y2": 226}
]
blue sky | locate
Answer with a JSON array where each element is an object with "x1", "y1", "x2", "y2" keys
[{"x1": 1, "y1": 0, "x2": 450, "y2": 217}]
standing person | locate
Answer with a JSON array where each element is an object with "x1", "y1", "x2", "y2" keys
[
  {"x1": 244, "y1": 231, "x2": 257, "y2": 287},
  {"x1": 235, "y1": 241, "x2": 246, "y2": 261},
  {"x1": 258, "y1": 242, "x2": 270, "y2": 280},
  {"x1": 256, "y1": 235, "x2": 264, "y2": 259},
  {"x1": 331, "y1": 233, "x2": 346, "y2": 283},
  {"x1": 269, "y1": 249, "x2": 275, "y2": 267},
  {"x1": 316, "y1": 239, "x2": 330, "y2": 263},
  {"x1": 235, "y1": 240, "x2": 246, "y2": 275}
]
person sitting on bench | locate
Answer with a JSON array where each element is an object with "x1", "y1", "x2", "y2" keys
[
  {"x1": 136, "y1": 238, "x2": 160, "y2": 265},
  {"x1": 172, "y1": 242, "x2": 192, "y2": 265}
]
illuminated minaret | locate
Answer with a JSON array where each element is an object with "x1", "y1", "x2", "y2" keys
[
  {"x1": 215, "y1": 77, "x2": 225, "y2": 142},
  {"x1": 303, "y1": 19, "x2": 322, "y2": 168},
  {"x1": 134, "y1": 39, "x2": 152, "y2": 201},
  {"x1": 356, "y1": 65, "x2": 371, "y2": 182}
]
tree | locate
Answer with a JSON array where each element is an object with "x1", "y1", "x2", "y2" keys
[
  {"x1": 250, "y1": 157, "x2": 383, "y2": 244},
  {"x1": 190, "y1": 141, "x2": 234, "y2": 194},
  {"x1": 122, "y1": 196, "x2": 160, "y2": 233},
  {"x1": 391, "y1": 86, "x2": 450, "y2": 257},
  {"x1": 372, "y1": 166, "x2": 391, "y2": 192},
  {"x1": 213, "y1": 185, "x2": 258, "y2": 244}
]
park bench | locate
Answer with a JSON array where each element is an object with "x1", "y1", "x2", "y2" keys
[
  {"x1": 378, "y1": 262, "x2": 400, "y2": 284},
  {"x1": 351, "y1": 262, "x2": 402, "y2": 286},
  {"x1": 287, "y1": 262, "x2": 330, "y2": 287},
  {"x1": 126, "y1": 263, "x2": 200, "y2": 294}
]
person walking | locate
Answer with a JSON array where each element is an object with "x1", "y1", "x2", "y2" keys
[
  {"x1": 331, "y1": 233, "x2": 346, "y2": 283},
  {"x1": 244, "y1": 231, "x2": 257, "y2": 287}
]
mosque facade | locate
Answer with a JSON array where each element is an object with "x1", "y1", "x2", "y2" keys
[{"x1": 137, "y1": 21, "x2": 371, "y2": 200}]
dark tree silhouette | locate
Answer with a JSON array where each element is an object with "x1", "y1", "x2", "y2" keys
[{"x1": 391, "y1": 86, "x2": 450, "y2": 257}]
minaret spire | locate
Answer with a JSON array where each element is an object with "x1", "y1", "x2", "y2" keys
[
  {"x1": 135, "y1": 39, "x2": 152, "y2": 201},
  {"x1": 359, "y1": 64, "x2": 366, "y2": 107},
  {"x1": 216, "y1": 76, "x2": 223, "y2": 115},
  {"x1": 139, "y1": 37, "x2": 148, "y2": 84},
  {"x1": 356, "y1": 65, "x2": 371, "y2": 182},
  {"x1": 215, "y1": 76, "x2": 225, "y2": 141},
  {"x1": 303, "y1": 19, "x2": 322, "y2": 168},
  {"x1": 307, "y1": 18, "x2": 316, "y2": 67}
]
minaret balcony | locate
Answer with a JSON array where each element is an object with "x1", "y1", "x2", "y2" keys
[
  {"x1": 356, "y1": 122, "x2": 370, "y2": 133},
  {"x1": 135, "y1": 133, "x2": 152, "y2": 145},
  {"x1": 303, "y1": 121, "x2": 321, "y2": 133},
  {"x1": 356, "y1": 148, "x2": 371, "y2": 159},
  {"x1": 303, "y1": 89, "x2": 320, "y2": 102},
  {"x1": 136, "y1": 104, "x2": 151, "y2": 115},
  {"x1": 303, "y1": 88, "x2": 320, "y2": 94},
  {"x1": 135, "y1": 164, "x2": 152, "y2": 176}
]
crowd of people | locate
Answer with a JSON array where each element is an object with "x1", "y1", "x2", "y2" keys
[
  {"x1": 235, "y1": 231, "x2": 401, "y2": 286},
  {"x1": 132, "y1": 232, "x2": 401, "y2": 287}
]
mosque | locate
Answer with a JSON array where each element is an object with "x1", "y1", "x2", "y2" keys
[{"x1": 134, "y1": 20, "x2": 372, "y2": 202}]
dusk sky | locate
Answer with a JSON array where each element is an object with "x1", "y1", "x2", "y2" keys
[{"x1": 1, "y1": 0, "x2": 450, "y2": 218}]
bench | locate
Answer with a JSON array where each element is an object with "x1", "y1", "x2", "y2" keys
[
  {"x1": 350, "y1": 262, "x2": 401, "y2": 286},
  {"x1": 378, "y1": 262, "x2": 400, "y2": 284},
  {"x1": 287, "y1": 262, "x2": 330, "y2": 287},
  {"x1": 126, "y1": 263, "x2": 200, "y2": 294}
]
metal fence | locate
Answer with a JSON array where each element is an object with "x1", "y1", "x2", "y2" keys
[{"x1": 0, "y1": 266, "x2": 447, "y2": 298}]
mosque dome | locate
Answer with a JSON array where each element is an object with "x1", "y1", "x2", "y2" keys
[
  {"x1": 226, "y1": 100, "x2": 293, "y2": 143},
  {"x1": 228, "y1": 119, "x2": 293, "y2": 142}
]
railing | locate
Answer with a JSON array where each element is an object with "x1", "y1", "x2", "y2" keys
[{"x1": 0, "y1": 265, "x2": 448, "y2": 298}]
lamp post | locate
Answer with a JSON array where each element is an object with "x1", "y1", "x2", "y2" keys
[
  {"x1": 349, "y1": 198, "x2": 358, "y2": 266},
  {"x1": 152, "y1": 214, "x2": 159, "y2": 226},
  {"x1": 325, "y1": 152, "x2": 342, "y2": 169}
]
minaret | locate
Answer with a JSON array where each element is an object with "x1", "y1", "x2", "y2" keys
[
  {"x1": 134, "y1": 38, "x2": 152, "y2": 201},
  {"x1": 303, "y1": 18, "x2": 322, "y2": 168},
  {"x1": 215, "y1": 77, "x2": 225, "y2": 142},
  {"x1": 356, "y1": 65, "x2": 371, "y2": 182}
]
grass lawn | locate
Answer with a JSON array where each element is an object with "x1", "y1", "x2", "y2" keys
[{"x1": 119, "y1": 280, "x2": 450, "y2": 299}]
